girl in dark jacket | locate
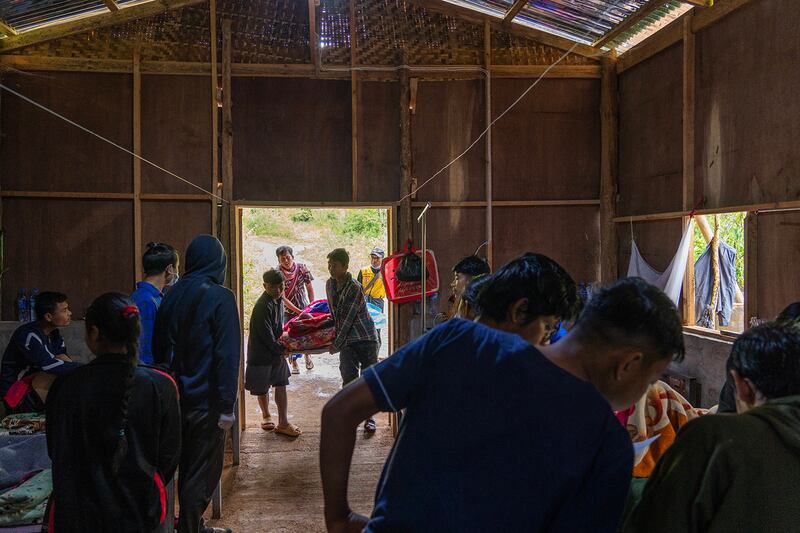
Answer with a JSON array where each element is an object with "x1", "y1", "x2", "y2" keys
[{"x1": 45, "y1": 293, "x2": 181, "y2": 532}]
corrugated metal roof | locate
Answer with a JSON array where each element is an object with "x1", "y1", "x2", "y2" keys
[
  {"x1": 515, "y1": 0, "x2": 649, "y2": 45},
  {"x1": 0, "y1": 0, "x2": 108, "y2": 33},
  {"x1": 440, "y1": 0, "x2": 693, "y2": 52},
  {"x1": 611, "y1": 0, "x2": 692, "y2": 51}
]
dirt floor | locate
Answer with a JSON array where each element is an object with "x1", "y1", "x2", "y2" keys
[{"x1": 207, "y1": 354, "x2": 394, "y2": 532}]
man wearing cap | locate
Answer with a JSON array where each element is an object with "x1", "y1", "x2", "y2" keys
[{"x1": 357, "y1": 247, "x2": 386, "y2": 348}]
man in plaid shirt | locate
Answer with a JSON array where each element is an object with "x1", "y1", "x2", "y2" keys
[{"x1": 325, "y1": 248, "x2": 380, "y2": 433}]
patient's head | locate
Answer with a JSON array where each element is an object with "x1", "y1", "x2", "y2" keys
[{"x1": 730, "y1": 322, "x2": 800, "y2": 413}]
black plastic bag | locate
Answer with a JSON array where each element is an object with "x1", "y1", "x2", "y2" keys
[{"x1": 395, "y1": 248, "x2": 429, "y2": 282}]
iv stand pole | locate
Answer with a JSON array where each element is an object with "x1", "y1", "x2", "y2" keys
[{"x1": 417, "y1": 202, "x2": 432, "y2": 334}]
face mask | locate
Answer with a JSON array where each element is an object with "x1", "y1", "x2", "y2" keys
[{"x1": 168, "y1": 272, "x2": 180, "y2": 286}]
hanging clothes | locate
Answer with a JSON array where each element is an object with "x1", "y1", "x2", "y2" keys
[
  {"x1": 626, "y1": 220, "x2": 695, "y2": 306},
  {"x1": 694, "y1": 241, "x2": 737, "y2": 327}
]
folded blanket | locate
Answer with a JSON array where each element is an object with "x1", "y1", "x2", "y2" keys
[
  {"x1": 628, "y1": 380, "x2": 707, "y2": 477},
  {"x1": 0, "y1": 469, "x2": 50, "y2": 526},
  {"x1": 281, "y1": 300, "x2": 336, "y2": 352},
  {"x1": 0, "y1": 434, "x2": 50, "y2": 490},
  {"x1": 0, "y1": 415, "x2": 45, "y2": 436}
]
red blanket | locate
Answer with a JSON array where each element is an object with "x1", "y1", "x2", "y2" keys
[{"x1": 280, "y1": 302, "x2": 336, "y2": 352}]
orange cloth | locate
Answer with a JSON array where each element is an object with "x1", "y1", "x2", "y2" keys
[{"x1": 628, "y1": 380, "x2": 707, "y2": 477}]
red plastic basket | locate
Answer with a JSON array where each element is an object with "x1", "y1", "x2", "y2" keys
[{"x1": 381, "y1": 248, "x2": 439, "y2": 304}]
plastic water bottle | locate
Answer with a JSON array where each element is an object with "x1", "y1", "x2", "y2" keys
[
  {"x1": 17, "y1": 289, "x2": 28, "y2": 322},
  {"x1": 29, "y1": 289, "x2": 39, "y2": 322}
]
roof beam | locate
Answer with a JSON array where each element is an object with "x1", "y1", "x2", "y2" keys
[
  {"x1": 0, "y1": 19, "x2": 18, "y2": 36},
  {"x1": 502, "y1": 0, "x2": 527, "y2": 25},
  {"x1": 103, "y1": 0, "x2": 120, "y2": 12},
  {"x1": 0, "y1": 0, "x2": 206, "y2": 52},
  {"x1": 410, "y1": 0, "x2": 601, "y2": 59},
  {"x1": 683, "y1": 0, "x2": 714, "y2": 6},
  {"x1": 593, "y1": 0, "x2": 668, "y2": 48}
]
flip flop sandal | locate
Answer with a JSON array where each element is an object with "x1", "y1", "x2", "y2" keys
[
  {"x1": 305, "y1": 359, "x2": 315, "y2": 370},
  {"x1": 275, "y1": 424, "x2": 302, "y2": 438},
  {"x1": 261, "y1": 417, "x2": 275, "y2": 431}
]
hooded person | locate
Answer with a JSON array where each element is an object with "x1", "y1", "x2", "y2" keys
[
  {"x1": 623, "y1": 321, "x2": 800, "y2": 533},
  {"x1": 153, "y1": 235, "x2": 240, "y2": 533}
]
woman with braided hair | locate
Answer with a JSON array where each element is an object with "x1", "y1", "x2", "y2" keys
[{"x1": 45, "y1": 293, "x2": 181, "y2": 532}]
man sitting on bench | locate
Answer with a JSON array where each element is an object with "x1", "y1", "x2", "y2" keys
[{"x1": 0, "y1": 291, "x2": 80, "y2": 415}]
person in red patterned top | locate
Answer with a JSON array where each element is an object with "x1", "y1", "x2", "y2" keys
[{"x1": 276, "y1": 245, "x2": 316, "y2": 373}]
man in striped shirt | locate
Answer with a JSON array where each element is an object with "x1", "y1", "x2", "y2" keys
[{"x1": 326, "y1": 248, "x2": 380, "y2": 433}]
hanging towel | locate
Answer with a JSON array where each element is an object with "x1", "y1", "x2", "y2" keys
[
  {"x1": 626, "y1": 220, "x2": 695, "y2": 305},
  {"x1": 694, "y1": 241, "x2": 737, "y2": 326}
]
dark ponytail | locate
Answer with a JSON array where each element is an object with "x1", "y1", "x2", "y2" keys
[{"x1": 85, "y1": 292, "x2": 141, "y2": 475}]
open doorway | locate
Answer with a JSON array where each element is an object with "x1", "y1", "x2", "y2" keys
[{"x1": 238, "y1": 206, "x2": 392, "y2": 428}]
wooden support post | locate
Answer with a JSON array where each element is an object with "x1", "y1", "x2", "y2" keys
[
  {"x1": 681, "y1": 14, "x2": 696, "y2": 325},
  {"x1": 599, "y1": 54, "x2": 618, "y2": 283},
  {"x1": 221, "y1": 20, "x2": 233, "y2": 278},
  {"x1": 210, "y1": 0, "x2": 219, "y2": 237},
  {"x1": 350, "y1": 0, "x2": 358, "y2": 201},
  {"x1": 484, "y1": 19, "x2": 493, "y2": 268},
  {"x1": 103, "y1": 0, "x2": 119, "y2": 12},
  {"x1": 133, "y1": 48, "x2": 142, "y2": 272},
  {"x1": 400, "y1": 60, "x2": 413, "y2": 245},
  {"x1": 744, "y1": 211, "x2": 758, "y2": 325},
  {"x1": 308, "y1": 0, "x2": 318, "y2": 74},
  {"x1": 221, "y1": 18, "x2": 244, "y2": 452}
]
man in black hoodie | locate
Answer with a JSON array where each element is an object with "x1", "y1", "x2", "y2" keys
[{"x1": 153, "y1": 235, "x2": 240, "y2": 533}]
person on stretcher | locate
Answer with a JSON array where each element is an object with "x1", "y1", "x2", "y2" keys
[{"x1": 0, "y1": 292, "x2": 80, "y2": 415}]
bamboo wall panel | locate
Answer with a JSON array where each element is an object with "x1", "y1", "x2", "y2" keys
[
  {"x1": 616, "y1": 219, "x2": 683, "y2": 281},
  {"x1": 411, "y1": 206, "x2": 486, "y2": 312},
  {"x1": 412, "y1": 80, "x2": 485, "y2": 203},
  {"x1": 756, "y1": 211, "x2": 800, "y2": 321},
  {"x1": 618, "y1": 44, "x2": 682, "y2": 216},
  {"x1": 491, "y1": 79, "x2": 600, "y2": 201},
  {"x1": 141, "y1": 201, "x2": 212, "y2": 263},
  {"x1": 357, "y1": 81, "x2": 401, "y2": 202},
  {"x1": 232, "y1": 77, "x2": 352, "y2": 202},
  {"x1": 1, "y1": 199, "x2": 134, "y2": 319},
  {"x1": 493, "y1": 206, "x2": 600, "y2": 283},
  {"x1": 0, "y1": 72, "x2": 133, "y2": 193},
  {"x1": 695, "y1": 0, "x2": 800, "y2": 210},
  {"x1": 141, "y1": 75, "x2": 212, "y2": 195}
]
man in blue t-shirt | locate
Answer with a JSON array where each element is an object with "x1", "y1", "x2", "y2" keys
[
  {"x1": 131, "y1": 242, "x2": 179, "y2": 365},
  {"x1": 320, "y1": 255, "x2": 684, "y2": 533}
]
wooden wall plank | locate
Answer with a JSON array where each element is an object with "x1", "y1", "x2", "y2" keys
[
  {"x1": 695, "y1": 0, "x2": 800, "y2": 210},
  {"x1": 232, "y1": 77, "x2": 351, "y2": 202},
  {"x1": 618, "y1": 44, "x2": 683, "y2": 216},
  {"x1": 141, "y1": 200, "x2": 212, "y2": 270},
  {"x1": 493, "y1": 206, "x2": 600, "y2": 282},
  {"x1": 1, "y1": 199, "x2": 134, "y2": 319},
  {"x1": 356, "y1": 82, "x2": 401, "y2": 202},
  {"x1": 491, "y1": 79, "x2": 601, "y2": 202},
  {"x1": 0, "y1": 72, "x2": 132, "y2": 193},
  {"x1": 412, "y1": 80, "x2": 485, "y2": 202},
  {"x1": 141, "y1": 75, "x2": 213, "y2": 194},
  {"x1": 756, "y1": 210, "x2": 800, "y2": 320}
]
